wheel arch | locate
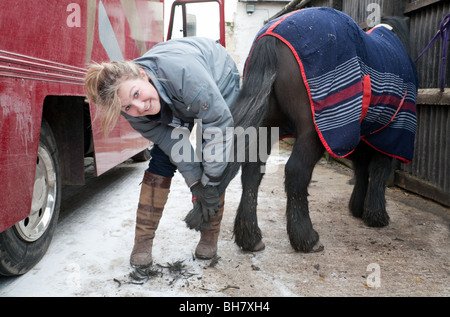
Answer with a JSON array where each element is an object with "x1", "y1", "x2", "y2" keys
[{"x1": 42, "y1": 95, "x2": 92, "y2": 186}]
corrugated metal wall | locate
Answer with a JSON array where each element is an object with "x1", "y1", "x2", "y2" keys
[
  {"x1": 407, "y1": 0, "x2": 450, "y2": 88},
  {"x1": 399, "y1": 104, "x2": 449, "y2": 205},
  {"x1": 307, "y1": 0, "x2": 450, "y2": 206},
  {"x1": 398, "y1": 0, "x2": 449, "y2": 207}
]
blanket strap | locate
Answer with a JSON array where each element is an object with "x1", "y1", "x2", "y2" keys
[
  {"x1": 369, "y1": 90, "x2": 408, "y2": 136},
  {"x1": 360, "y1": 75, "x2": 371, "y2": 122}
]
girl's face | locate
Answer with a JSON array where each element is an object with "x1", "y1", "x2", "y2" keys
[{"x1": 118, "y1": 68, "x2": 161, "y2": 117}]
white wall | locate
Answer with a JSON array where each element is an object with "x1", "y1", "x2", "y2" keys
[{"x1": 225, "y1": 1, "x2": 285, "y2": 75}]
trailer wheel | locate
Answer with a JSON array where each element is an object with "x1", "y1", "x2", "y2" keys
[{"x1": 0, "y1": 120, "x2": 61, "y2": 276}]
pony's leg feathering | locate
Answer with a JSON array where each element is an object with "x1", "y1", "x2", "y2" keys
[
  {"x1": 349, "y1": 142, "x2": 392, "y2": 227},
  {"x1": 233, "y1": 160, "x2": 266, "y2": 252},
  {"x1": 284, "y1": 133, "x2": 325, "y2": 252},
  {"x1": 363, "y1": 152, "x2": 392, "y2": 227}
]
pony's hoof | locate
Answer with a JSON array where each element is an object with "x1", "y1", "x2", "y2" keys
[
  {"x1": 364, "y1": 217, "x2": 390, "y2": 228},
  {"x1": 251, "y1": 240, "x2": 265, "y2": 252},
  {"x1": 363, "y1": 210, "x2": 390, "y2": 227},
  {"x1": 310, "y1": 240, "x2": 324, "y2": 253},
  {"x1": 291, "y1": 238, "x2": 323, "y2": 253},
  {"x1": 242, "y1": 240, "x2": 265, "y2": 252}
]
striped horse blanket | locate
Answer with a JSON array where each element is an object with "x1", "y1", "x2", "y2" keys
[{"x1": 250, "y1": 7, "x2": 418, "y2": 162}]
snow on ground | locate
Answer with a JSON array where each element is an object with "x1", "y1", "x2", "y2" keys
[
  {"x1": 0, "y1": 147, "x2": 289, "y2": 297},
  {"x1": 1, "y1": 143, "x2": 449, "y2": 298}
]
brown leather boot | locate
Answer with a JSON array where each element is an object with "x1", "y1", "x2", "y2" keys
[
  {"x1": 195, "y1": 193, "x2": 225, "y2": 259},
  {"x1": 130, "y1": 171, "x2": 171, "y2": 268}
]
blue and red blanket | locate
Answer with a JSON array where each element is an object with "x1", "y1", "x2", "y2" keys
[{"x1": 249, "y1": 7, "x2": 418, "y2": 163}]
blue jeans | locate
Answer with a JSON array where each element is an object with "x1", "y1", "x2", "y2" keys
[{"x1": 147, "y1": 145, "x2": 177, "y2": 178}]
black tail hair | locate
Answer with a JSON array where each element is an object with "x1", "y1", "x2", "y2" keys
[
  {"x1": 381, "y1": 16, "x2": 411, "y2": 56},
  {"x1": 232, "y1": 35, "x2": 279, "y2": 129},
  {"x1": 217, "y1": 36, "x2": 279, "y2": 195}
]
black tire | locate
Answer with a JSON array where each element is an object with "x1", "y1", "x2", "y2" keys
[{"x1": 0, "y1": 119, "x2": 61, "y2": 276}]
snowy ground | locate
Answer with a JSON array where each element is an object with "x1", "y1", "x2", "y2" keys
[{"x1": 0, "y1": 143, "x2": 449, "y2": 298}]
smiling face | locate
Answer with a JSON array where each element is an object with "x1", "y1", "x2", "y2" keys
[{"x1": 118, "y1": 68, "x2": 161, "y2": 117}]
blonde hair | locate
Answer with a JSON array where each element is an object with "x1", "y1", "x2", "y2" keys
[{"x1": 84, "y1": 61, "x2": 142, "y2": 135}]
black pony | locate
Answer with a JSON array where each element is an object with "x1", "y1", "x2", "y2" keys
[{"x1": 213, "y1": 8, "x2": 418, "y2": 253}]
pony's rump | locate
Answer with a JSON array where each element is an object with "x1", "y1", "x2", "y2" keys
[{"x1": 248, "y1": 7, "x2": 418, "y2": 163}]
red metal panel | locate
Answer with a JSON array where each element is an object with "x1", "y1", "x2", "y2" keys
[{"x1": 0, "y1": 0, "x2": 163, "y2": 232}]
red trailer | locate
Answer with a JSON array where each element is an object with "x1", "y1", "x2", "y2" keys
[
  {"x1": 0, "y1": 0, "x2": 165, "y2": 276},
  {"x1": 0, "y1": 0, "x2": 225, "y2": 276}
]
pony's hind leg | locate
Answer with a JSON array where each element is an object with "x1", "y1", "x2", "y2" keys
[
  {"x1": 363, "y1": 151, "x2": 392, "y2": 227},
  {"x1": 273, "y1": 40, "x2": 325, "y2": 252},
  {"x1": 233, "y1": 106, "x2": 281, "y2": 252},
  {"x1": 285, "y1": 133, "x2": 324, "y2": 252},
  {"x1": 348, "y1": 143, "x2": 370, "y2": 218},
  {"x1": 234, "y1": 160, "x2": 266, "y2": 251}
]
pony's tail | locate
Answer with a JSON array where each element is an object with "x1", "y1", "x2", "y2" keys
[
  {"x1": 232, "y1": 35, "x2": 279, "y2": 129},
  {"x1": 217, "y1": 35, "x2": 279, "y2": 195}
]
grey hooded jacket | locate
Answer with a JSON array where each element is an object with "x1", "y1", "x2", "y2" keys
[{"x1": 122, "y1": 37, "x2": 240, "y2": 187}]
